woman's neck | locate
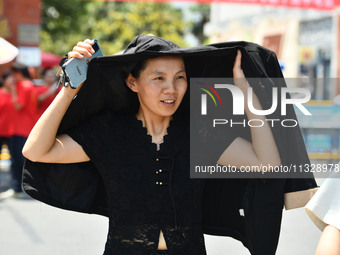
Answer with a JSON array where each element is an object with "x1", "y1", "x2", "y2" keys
[{"x1": 136, "y1": 108, "x2": 172, "y2": 144}]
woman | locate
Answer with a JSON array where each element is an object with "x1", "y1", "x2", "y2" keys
[{"x1": 23, "y1": 36, "x2": 291, "y2": 255}]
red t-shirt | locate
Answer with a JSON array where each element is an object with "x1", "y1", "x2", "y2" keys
[
  {"x1": 0, "y1": 88, "x2": 14, "y2": 137},
  {"x1": 34, "y1": 85, "x2": 61, "y2": 121},
  {"x1": 12, "y1": 80, "x2": 37, "y2": 137}
]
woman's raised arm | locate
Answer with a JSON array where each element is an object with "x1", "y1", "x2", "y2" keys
[
  {"x1": 217, "y1": 50, "x2": 281, "y2": 170},
  {"x1": 22, "y1": 39, "x2": 95, "y2": 163}
]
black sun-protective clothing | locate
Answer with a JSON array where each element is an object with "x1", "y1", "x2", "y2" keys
[{"x1": 23, "y1": 35, "x2": 317, "y2": 255}]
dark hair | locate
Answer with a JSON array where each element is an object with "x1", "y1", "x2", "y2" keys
[
  {"x1": 130, "y1": 59, "x2": 149, "y2": 79},
  {"x1": 2, "y1": 70, "x2": 12, "y2": 80},
  {"x1": 0, "y1": 70, "x2": 12, "y2": 88},
  {"x1": 11, "y1": 63, "x2": 31, "y2": 79}
]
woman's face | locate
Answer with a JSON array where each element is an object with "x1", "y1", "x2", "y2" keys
[{"x1": 127, "y1": 56, "x2": 187, "y2": 118}]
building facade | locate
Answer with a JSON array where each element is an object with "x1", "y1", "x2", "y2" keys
[{"x1": 0, "y1": 0, "x2": 41, "y2": 75}]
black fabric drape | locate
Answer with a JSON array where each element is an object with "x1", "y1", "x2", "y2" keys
[{"x1": 23, "y1": 35, "x2": 317, "y2": 255}]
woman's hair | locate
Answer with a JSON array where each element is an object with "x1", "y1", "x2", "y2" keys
[{"x1": 130, "y1": 58, "x2": 150, "y2": 79}]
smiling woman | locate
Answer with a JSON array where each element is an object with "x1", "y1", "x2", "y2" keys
[
  {"x1": 21, "y1": 35, "x2": 317, "y2": 255},
  {"x1": 125, "y1": 56, "x2": 187, "y2": 149},
  {"x1": 127, "y1": 57, "x2": 186, "y2": 120},
  {"x1": 22, "y1": 38, "x2": 207, "y2": 254}
]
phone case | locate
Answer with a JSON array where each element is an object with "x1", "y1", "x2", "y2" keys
[{"x1": 62, "y1": 40, "x2": 103, "y2": 89}]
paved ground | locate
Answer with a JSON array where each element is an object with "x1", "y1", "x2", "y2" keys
[{"x1": 0, "y1": 159, "x2": 322, "y2": 255}]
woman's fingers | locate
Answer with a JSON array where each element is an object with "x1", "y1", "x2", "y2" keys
[
  {"x1": 76, "y1": 41, "x2": 95, "y2": 53},
  {"x1": 67, "y1": 50, "x2": 84, "y2": 59},
  {"x1": 68, "y1": 39, "x2": 95, "y2": 59},
  {"x1": 233, "y1": 50, "x2": 245, "y2": 78},
  {"x1": 233, "y1": 50, "x2": 250, "y2": 89},
  {"x1": 84, "y1": 39, "x2": 94, "y2": 45},
  {"x1": 233, "y1": 50, "x2": 241, "y2": 69}
]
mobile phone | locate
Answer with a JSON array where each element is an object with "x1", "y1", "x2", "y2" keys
[{"x1": 62, "y1": 40, "x2": 103, "y2": 89}]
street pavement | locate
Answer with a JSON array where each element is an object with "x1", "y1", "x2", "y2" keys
[{"x1": 0, "y1": 162, "x2": 322, "y2": 255}]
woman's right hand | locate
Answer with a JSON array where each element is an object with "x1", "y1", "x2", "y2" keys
[{"x1": 63, "y1": 39, "x2": 95, "y2": 94}]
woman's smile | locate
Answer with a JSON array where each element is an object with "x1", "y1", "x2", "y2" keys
[{"x1": 161, "y1": 99, "x2": 176, "y2": 105}]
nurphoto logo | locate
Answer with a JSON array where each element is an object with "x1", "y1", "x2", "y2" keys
[
  {"x1": 190, "y1": 77, "x2": 314, "y2": 179},
  {"x1": 196, "y1": 78, "x2": 312, "y2": 128},
  {"x1": 200, "y1": 84, "x2": 312, "y2": 116}
]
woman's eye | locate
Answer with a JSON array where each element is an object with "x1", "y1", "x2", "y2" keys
[
  {"x1": 177, "y1": 75, "x2": 186, "y2": 80},
  {"x1": 154, "y1": 77, "x2": 163, "y2": 80}
]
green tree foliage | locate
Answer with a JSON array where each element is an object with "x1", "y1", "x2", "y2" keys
[
  {"x1": 41, "y1": 0, "x2": 88, "y2": 55},
  {"x1": 41, "y1": 0, "x2": 189, "y2": 56},
  {"x1": 189, "y1": 4, "x2": 210, "y2": 44}
]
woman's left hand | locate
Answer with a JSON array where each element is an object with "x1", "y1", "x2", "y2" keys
[{"x1": 233, "y1": 50, "x2": 250, "y2": 91}]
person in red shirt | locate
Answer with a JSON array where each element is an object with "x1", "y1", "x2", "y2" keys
[
  {"x1": 0, "y1": 71, "x2": 15, "y2": 197},
  {"x1": 0, "y1": 71, "x2": 14, "y2": 148},
  {"x1": 9, "y1": 63, "x2": 37, "y2": 197},
  {"x1": 34, "y1": 68, "x2": 60, "y2": 122}
]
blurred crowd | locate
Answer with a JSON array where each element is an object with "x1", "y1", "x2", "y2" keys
[{"x1": 0, "y1": 63, "x2": 61, "y2": 199}]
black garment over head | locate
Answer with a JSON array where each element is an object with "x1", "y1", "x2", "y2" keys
[{"x1": 23, "y1": 35, "x2": 317, "y2": 255}]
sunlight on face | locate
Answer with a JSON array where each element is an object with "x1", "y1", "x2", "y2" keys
[{"x1": 129, "y1": 56, "x2": 187, "y2": 118}]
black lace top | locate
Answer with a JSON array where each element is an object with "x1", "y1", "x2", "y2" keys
[{"x1": 67, "y1": 111, "x2": 209, "y2": 255}]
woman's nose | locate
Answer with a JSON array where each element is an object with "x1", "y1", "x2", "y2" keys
[{"x1": 163, "y1": 80, "x2": 176, "y2": 94}]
